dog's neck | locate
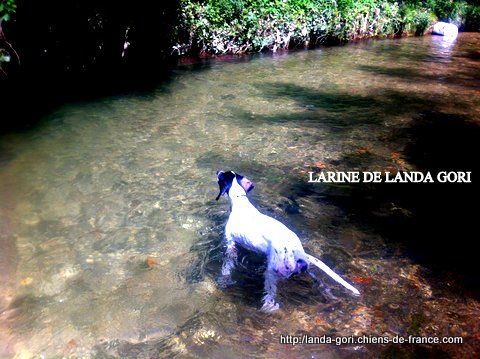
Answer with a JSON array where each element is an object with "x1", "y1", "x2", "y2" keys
[
  {"x1": 229, "y1": 194, "x2": 256, "y2": 213},
  {"x1": 228, "y1": 180, "x2": 256, "y2": 211}
]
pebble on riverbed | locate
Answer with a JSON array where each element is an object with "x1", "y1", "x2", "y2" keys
[
  {"x1": 20, "y1": 277, "x2": 33, "y2": 286},
  {"x1": 192, "y1": 328, "x2": 218, "y2": 345},
  {"x1": 145, "y1": 256, "x2": 158, "y2": 269}
]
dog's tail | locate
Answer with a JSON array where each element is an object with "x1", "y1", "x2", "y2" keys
[{"x1": 305, "y1": 253, "x2": 360, "y2": 295}]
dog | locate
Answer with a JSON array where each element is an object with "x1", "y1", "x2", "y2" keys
[{"x1": 215, "y1": 170, "x2": 360, "y2": 312}]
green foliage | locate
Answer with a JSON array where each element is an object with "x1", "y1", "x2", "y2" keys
[
  {"x1": 465, "y1": 3, "x2": 480, "y2": 30},
  {"x1": 0, "y1": 0, "x2": 16, "y2": 22},
  {"x1": 179, "y1": 0, "x2": 340, "y2": 53},
  {"x1": 177, "y1": 0, "x2": 452, "y2": 54},
  {"x1": 428, "y1": 0, "x2": 462, "y2": 26},
  {"x1": 1, "y1": 0, "x2": 17, "y2": 75},
  {"x1": 400, "y1": 4, "x2": 436, "y2": 34},
  {"x1": 421, "y1": 0, "x2": 480, "y2": 28},
  {"x1": 0, "y1": 49, "x2": 10, "y2": 62}
]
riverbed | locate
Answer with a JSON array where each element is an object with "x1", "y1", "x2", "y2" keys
[{"x1": 1, "y1": 33, "x2": 479, "y2": 358}]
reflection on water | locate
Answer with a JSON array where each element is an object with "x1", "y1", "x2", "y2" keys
[{"x1": 1, "y1": 34, "x2": 479, "y2": 358}]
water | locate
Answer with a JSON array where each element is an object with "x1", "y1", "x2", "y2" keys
[{"x1": 1, "y1": 34, "x2": 479, "y2": 358}]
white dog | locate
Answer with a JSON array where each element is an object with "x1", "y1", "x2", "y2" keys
[{"x1": 216, "y1": 170, "x2": 360, "y2": 312}]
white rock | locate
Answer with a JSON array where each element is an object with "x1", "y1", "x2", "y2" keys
[{"x1": 432, "y1": 22, "x2": 458, "y2": 38}]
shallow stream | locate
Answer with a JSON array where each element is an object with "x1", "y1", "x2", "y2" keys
[{"x1": 1, "y1": 33, "x2": 479, "y2": 358}]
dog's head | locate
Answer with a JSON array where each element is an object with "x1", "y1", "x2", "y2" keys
[
  {"x1": 269, "y1": 247, "x2": 309, "y2": 278},
  {"x1": 216, "y1": 170, "x2": 254, "y2": 200}
]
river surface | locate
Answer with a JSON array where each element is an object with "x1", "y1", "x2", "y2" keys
[{"x1": 1, "y1": 33, "x2": 479, "y2": 358}]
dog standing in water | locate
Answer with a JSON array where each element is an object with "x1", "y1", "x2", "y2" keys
[{"x1": 215, "y1": 170, "x2": 360, "y2": 312}]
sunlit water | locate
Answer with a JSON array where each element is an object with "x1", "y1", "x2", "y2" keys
[{"x1": 1, "y1": 34, "x2": 479, "y2": 358}]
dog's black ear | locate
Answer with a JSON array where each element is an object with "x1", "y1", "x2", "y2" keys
[
  {"x1": 216, "y1": 171, "x2": 225, "y2": 200},
  {"x1": 216, "y1": 171, "x2": 234, "y2": 200},
  {"x1": 216, "y1": 185, "x2": 227, "y2": 201}
]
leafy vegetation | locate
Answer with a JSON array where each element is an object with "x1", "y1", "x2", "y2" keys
[
  {"x1": 0, "y1": 0, "x2": 15, "y2": 22},
  {"x1": 176, "y1": 0, "x2": 480, "y2": 55},
  {"x1": 0, "y1": 0, "x2": 17, "y2": 75}
]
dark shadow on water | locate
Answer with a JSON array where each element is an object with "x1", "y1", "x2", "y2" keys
[
  {"x1": 245, "y1": 83, "x2": 471, "y2": 136},
  {"x1": 259, "y1": 83, "x2": 378, "y2": 111},
  {"x1": 93, "y1": 312, "x2": 206, "y2": 358},
  {"x1": 0, "y1": 65, "x2": 176, "y2": 134},
  {"x1": 257, "y1": 82, "x2": 440, "y2": 114},
  {"x1": 284, "y1": 110, "x2": 480, "y2": 293},
  {"x1": 401, "y1": 111, "x2": 480, "y2": 171},
  {"x1": 358, "y1": 64, "x2": 480, "y2": 90}
]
